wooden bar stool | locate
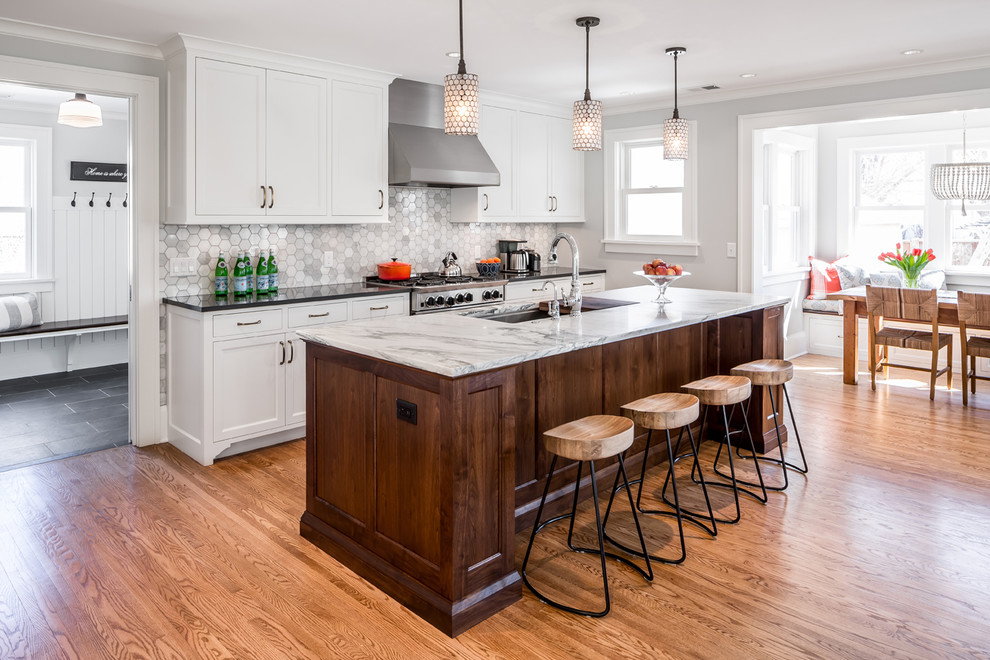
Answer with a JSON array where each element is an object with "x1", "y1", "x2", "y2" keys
[
  {"x1": 729, "y1": 359, "x2": 808, "y2": 491},
  {"x1": 680, "y1": 375, "x2": 767, "y2": 525},
  {"x1": 602, "y1": 393, "x2": 717, "y2": 566},
  {"x1": 521, "y1": 415, "x2": 653, "y2": 618}
]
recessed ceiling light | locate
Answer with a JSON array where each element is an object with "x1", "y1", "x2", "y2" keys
[
  {"x1": 739, "y1": 73, "x2": 756, "y2": 79},
  {"x1": 445, "y1": 51, "x2": 460, "y2": 58},
  {"x1": 619, "y1": 91, "x2": 635, "y2": 96},
  {"x1": 901, "y1": 49, "x2": 923, "y2": 56}
]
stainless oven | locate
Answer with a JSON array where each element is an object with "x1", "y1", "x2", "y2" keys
[{"x1": 366, "y1": 274, "x2": 507, "y2": 315}]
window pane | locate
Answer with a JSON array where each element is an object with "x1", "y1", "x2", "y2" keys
[
  {"x1": 775, "y1": 151, "x2": 794, "y2": 206},
  {"x1": 853, "y1": 209, "x2": 924, "y2": 260},
  {"x1": 771, "y1": 208, "x2": 799, "y2": 269},
  {"x1": 0, "y1": 144, "x2": 26, "y2": 207},
  {"x1": 0, "y1": 212, "x2": 27, "y2": 276},
  {"x1": 626, "y1": 192, "x2": 682, "y2": 236},
  {"x1": 629, "y1": 144, "x2": 684, "y2": 188},
  {"x1": 858, "y1": 151, "x2": 925, "y2": 206},
  {"x1": 950, "y1": 208, "x2": 990, "y2": 269}
]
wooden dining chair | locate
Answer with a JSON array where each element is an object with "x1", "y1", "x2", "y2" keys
[
  {"x1": 866, "y1": 285, "x2": 952, "y2": 400},
  {"x1": 956, "y1": 291, "x2": 990, "y2": 406}
]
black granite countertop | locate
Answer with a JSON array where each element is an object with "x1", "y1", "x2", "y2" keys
[
  {"x1": 162, "y1": 268, "x2": 607, "y2": 313},
  {"x1": 162, "y1": 283, "x2": 403, "y2": 312}
]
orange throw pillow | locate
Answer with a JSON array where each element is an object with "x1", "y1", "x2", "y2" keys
[{"x1": 808, "y1": 256, "x2": 843, "y2": 300}]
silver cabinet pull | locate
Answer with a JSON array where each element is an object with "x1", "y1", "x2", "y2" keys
[
  {"x1": 482, "y1": 193, "x2": 489, "y2": 211},
  {"x1": 378, "y1": 189, "x2": 384, "y2": 209},
  {"x1": 268, "y1": 185, "x2": 274, "y2": 209},
  {"x1": 548, "y1": 196, "x2": 553, "y2": 212},
  {"x1": 532, "y1": 287, "x2": 545, "y2": 292},
  {"x1": 369, "y1": 305, "x2": 389, "y2": 311},
  {"x1": 308, "y1": 312, "x2": 330, "y2": 318},
  {"x1": 287, "y1": 339, "x2": 294, "y2": 364},
  {"x1": 236, "y1": 319, "x2": 262, "y2": 326},
  {"x1": 260, "y1": 185, "x2": 267, "y2": 209},
  {"x1": 551, "y1": 196, "x2": 558, "y2": 212},
  {"x1": 582, "y1": 280, "x2": 595, "y2": 286},
  {"x1": 279, "y1": 340, "x2": 286, "y2": 365}
]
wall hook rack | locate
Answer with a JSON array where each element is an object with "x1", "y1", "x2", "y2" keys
[
  {"x1": 71, "y1": 192, "x2": 77, "y2": 207},
  {"x1": 122, "y1": 193, "x2": 128, "y2": 208},
  {"x1": 88, "y1": 192, "x2": 95, "y2": 208},
  {"x1": 106, "y1": 193, "x2": 113, "y2": 208}
]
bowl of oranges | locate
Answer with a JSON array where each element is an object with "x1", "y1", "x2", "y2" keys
[
  {"x1": 476, "y1": 258, "x2": 502, "y2": 278},
  {"x1": 635, "y1": 259, "x2": 689, "y2": 304}
]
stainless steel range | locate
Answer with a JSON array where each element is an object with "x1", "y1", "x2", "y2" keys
[{"x1": 366, "y1": 273, "x2": 506, "y2": 314}]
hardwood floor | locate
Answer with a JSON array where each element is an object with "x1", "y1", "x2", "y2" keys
[{"x1": 1, "y1": 355, "x2": 988, "y2": 659}]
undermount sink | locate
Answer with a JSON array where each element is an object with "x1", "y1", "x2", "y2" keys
[{"x1": 483, "y1": 297, "x2": 637, "y2": 324}]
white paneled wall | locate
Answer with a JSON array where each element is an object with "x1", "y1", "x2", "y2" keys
[{"x1": 0, "y1": 196, "x2": 129, "y2": 379}]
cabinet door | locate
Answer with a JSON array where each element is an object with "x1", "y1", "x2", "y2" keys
[
  {"x1": 478, "y1": 104, "x2": 516, "y2": 218},
  {"x1": 331, "y1": 79, "x2": 387, "y2": 220},
  {"x1": 195, "y1": 58, "x2": 267, "y2": 216},
  {"x1": 549, "y1": 115, "x2": 584, "y2": 220},
  {"x1": 213, "y1": 334, "x2": 285, "y2": 441},
  {"x1": 516, "y1": 111, "x2": 553, "y2": 219},
  {"x1": 285, "y1": 332, "x2": 307, "y2": 426},
  {"x1": 267, "y1": 70, "x2": 328, "y2": 217}
]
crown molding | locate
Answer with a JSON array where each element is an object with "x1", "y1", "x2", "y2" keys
[
  {"x1": 0, "y1": 18, "x2": 162, "y2": 60},
  {"x1": 603, "y1": 54, "x2": 990, "y2": 117}
]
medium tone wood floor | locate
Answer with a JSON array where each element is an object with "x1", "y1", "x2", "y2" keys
[{"x1": 1, "y1": 355, "x2": 988, "y2": 659}]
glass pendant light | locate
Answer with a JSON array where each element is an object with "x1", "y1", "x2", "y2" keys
[
  {"x1": 931, "y1": 114, "x2": 990, "y2": 216},
  {"x1": 572, "y1": 17, "x2": 602, "y2": 151},
  {"x1": 663, "y1": 47, "x2": 688, "y2": 160},
  {"x1": 57, "y1": 93, "x2": 103, "y2": 128},
  {"x1": 444, "y1": 0, "x2": 479, "y2": 135}
]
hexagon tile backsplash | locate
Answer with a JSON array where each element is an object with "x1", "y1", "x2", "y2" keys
[
  {"x1": 160, "y1": 188, "x2": 558, "y2": 298},
  {"x1": 158, "y1": 188, "x2": 558, "y2": 404}
]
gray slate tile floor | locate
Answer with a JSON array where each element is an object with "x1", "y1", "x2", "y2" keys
[{"x1": 0, "y1": 364, "x2": 129, "y2": 472}]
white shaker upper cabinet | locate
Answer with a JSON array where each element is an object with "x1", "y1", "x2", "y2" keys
[
  {"x1": 331, "y1": 79, "x2": 388, "y2": 222},
  {"x1": 195, "y1": 59, "x2": 268, "y2": 217},
  {"x1": 548, "y1": 115, "x2": 584, "y2": 221},
  {"x1": 479, "y1": 104, "x2": 516, "y2": 217},
  {"x1": 192, "y1": 59, "x2": 327, "y2": 220},
  {"x1": 266, "y1": 70, "x2": 328, "y2": 217},
  {"x1": 517, "y1": 111, "x2": 554, "y2": 219}
]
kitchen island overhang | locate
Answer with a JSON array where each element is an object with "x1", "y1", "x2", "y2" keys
[{"x1": 297, "y1": 286, "x2": 789, "y2": 636}]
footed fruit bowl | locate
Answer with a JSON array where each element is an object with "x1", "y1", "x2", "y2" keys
[{"x1": 634, "y1": 270, "x2": 690, "y2": 304}]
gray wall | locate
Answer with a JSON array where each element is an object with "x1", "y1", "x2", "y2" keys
[{"x1": 573, "y1": 67, "x2": 990, "y2": 292}]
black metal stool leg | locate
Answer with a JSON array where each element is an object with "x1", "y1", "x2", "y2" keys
[
  {"x1": 730, "y1": 386, "x2": 789, "y2": 491},
  {"x1": 712, "y1": 402, "x2": 769, "y2": 504},
  {"x1": 661, "y1": 424, "x2": 718, "y2": 537},
  {"x1": 781, "y1": 384, "x2": 809, "y2": 473}
]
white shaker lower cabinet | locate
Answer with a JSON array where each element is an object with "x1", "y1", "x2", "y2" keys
[
  {"x1": 504, "y1": 275, "x2": 605, "y2": 303},
  {"x1": 166, "y1": 293, "x2": 408, "y2": 465}
]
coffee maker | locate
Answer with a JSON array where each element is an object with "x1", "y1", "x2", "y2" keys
[{"x1": 498, "y1": 239, "x2": 528, "y2": 273}]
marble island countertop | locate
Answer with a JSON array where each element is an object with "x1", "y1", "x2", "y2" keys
[{"x1": 296, "y1": 286, "x2": 789, "y2": 378}]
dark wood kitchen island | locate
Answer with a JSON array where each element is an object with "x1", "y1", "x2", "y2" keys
[{"x1": 297, "y1": 286, "x2": 788, "y2": 636}]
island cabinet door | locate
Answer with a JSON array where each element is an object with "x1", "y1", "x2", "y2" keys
[{"x1": 603, "y1": 334, "x2": 660, "y2": 460}]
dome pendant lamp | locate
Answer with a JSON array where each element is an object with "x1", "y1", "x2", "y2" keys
[
  {"x1": 57, "y1": 93, "x2": 103, "y2": 128},
  {"x1": 663, "y1": 47, "x2": 688, "y2": 160},
  {"x1": 931, "y1": 115, "x2": 990, "y2": 216},
  {"x1": 572, "y1": 16, "x2": 602, "y2": 151},
  {"x1": 444, "y1": 0, "x2": 479, "y2": 135}
]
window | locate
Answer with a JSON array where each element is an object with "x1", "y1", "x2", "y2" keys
[
  {"x1": 603, "y1": 124, "x2": 697, "y2": 256},
  {"x1": 0, "y1": 124, "x2": 51, "y2": 283},
  {"x1": 841, "y1": 129, "x2": 990, "y2": 274},
  {"x1": 760, "y1": 130, "x2": 815, "y2": 274}
]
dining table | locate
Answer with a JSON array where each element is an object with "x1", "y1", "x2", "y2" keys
[{"x1": 826, "y1": 286, "x2": 980, "y2": 385}]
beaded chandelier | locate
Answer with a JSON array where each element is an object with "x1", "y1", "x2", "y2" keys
[
  {"x1": 931, "y1": 118, "x2": 990, "y2": 216},
  {"x1": 444, "y1": 0, "x2": 479, "y2": 136},
  {"x1": 663, "y1": 47, "x2": 688, "y2": 160},
  {"x1": 572, "y1": 17, "x2": 602, "y2": 151}
]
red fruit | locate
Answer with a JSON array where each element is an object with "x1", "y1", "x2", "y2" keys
[
  {"x1": 644, "y1": 265, "x2": 655, "y2": 275},
  {"x1": 652, "y1": 259, "x2": 665, "y2": 268},
  {"x1": 666, "y1": 267, "x2": 676, "y2": 276},
  {"x1": 673, "y1": 264, "x2": 683, "y2": 275}
]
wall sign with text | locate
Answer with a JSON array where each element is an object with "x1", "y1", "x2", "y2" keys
[{"x1": 70, "y1": 161, "x2": 128, "y2": 182}]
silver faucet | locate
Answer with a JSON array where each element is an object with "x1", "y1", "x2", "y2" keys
[
  {"x1": 541, "y1": 281, "x2": 561, "y2": 319},
  {"x1": 547, "y1": 232, "x2": 582, "y2": 316}
]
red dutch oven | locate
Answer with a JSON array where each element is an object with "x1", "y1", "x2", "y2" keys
[{"x1": 377, "y1": 258, "x2": 412, "y2": 281}]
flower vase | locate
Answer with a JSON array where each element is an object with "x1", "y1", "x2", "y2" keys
[{"x1": 902, "y1": 274, "x2": 920, "y2": 288}]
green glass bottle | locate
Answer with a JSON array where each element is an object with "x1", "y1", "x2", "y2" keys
[
  {"x1": 246, "y1": 250, "x2": 254, "y2": 295},
  {"x1": 267, "y1": 249, "x2": 279, "y2": 293},
  {"x1": 214, "y1": 253, "x2": 229, "y2": 297},
  {"x1": 256, "y1": 249, "x2": 269, "y2": 295},
  {"x1": 233, "y1": 251, "x2": 248, "y2": 296}
]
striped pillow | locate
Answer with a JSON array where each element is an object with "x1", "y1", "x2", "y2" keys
[{"x1": 0, "y1": 293, "x2": 42, "y2": 332}]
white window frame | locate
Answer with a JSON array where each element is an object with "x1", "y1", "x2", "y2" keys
[
  {"x1": 837, "y1": 127, "x2": 990, "y2": 275},
  {"x1": 0, "y1": 123, "x2": 52, "y2": 290},
  {"x1": 603, "y1": 123, "x2": 698, "y2": 256},
  {"x1": 758, "y1": 129, "x2": 816, "y2": 277}
]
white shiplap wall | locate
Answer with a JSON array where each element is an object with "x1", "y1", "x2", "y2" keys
[{"x1": 0, "y1": 196, "x2": 129, "y2": 378}]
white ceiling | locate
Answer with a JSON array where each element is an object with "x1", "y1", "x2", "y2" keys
[{"x1": 3, "y1": 1, "x2": 990, "y2": 109}]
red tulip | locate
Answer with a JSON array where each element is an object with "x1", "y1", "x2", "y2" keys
[
  {"x1": 912, "y1": 248, "x2": 922, "y2": 256},
  {"x1": 929, "y1": 254, "x2": 936, "y2": 261},
  {"x1": 896, "y1": 242, "x2": 902, "y2": 249},
  {"x1": 896, "y1": 254, "x2": 903, "y2": 261}
]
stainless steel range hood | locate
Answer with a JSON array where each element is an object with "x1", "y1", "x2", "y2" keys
[{"x1": 388, "y1": 79, "x2": 500, "y2": 188}]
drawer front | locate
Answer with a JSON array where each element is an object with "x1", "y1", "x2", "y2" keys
[
  {"x1": 578, "y1": 275, "x2": 605, "y2": 293},
  {"x1": 350, "y1": 294, "x2": 409, "y2": 320},
  {"x1": 213, "y1": 309, "x2": 284, "y2": 338},
  {"x1": 288, "y1": 301, "x2": 348, "y2": 328}
]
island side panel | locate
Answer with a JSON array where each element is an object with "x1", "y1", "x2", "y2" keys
[{"x1": 603, "y1": 333, "x2": 659, "y2": 461}]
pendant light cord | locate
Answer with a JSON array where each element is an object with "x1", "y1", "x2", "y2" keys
[
  {"x1": 457, "y1": 0, "x2": 467, "y2": 75},
  {"x1": 672, "y1": 51, "x2": 680, "y2": 120},
  {"x1": 584, "y1": 24, "x2": 591, "y2": 101}
]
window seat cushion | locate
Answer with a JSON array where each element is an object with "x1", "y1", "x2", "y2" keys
[
  {"x1": 0, "y1": 293, "x2": 41, "y2": 332},
  {"x1": 802, "y1": 298, "x2": 843, "y2": 315}
]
